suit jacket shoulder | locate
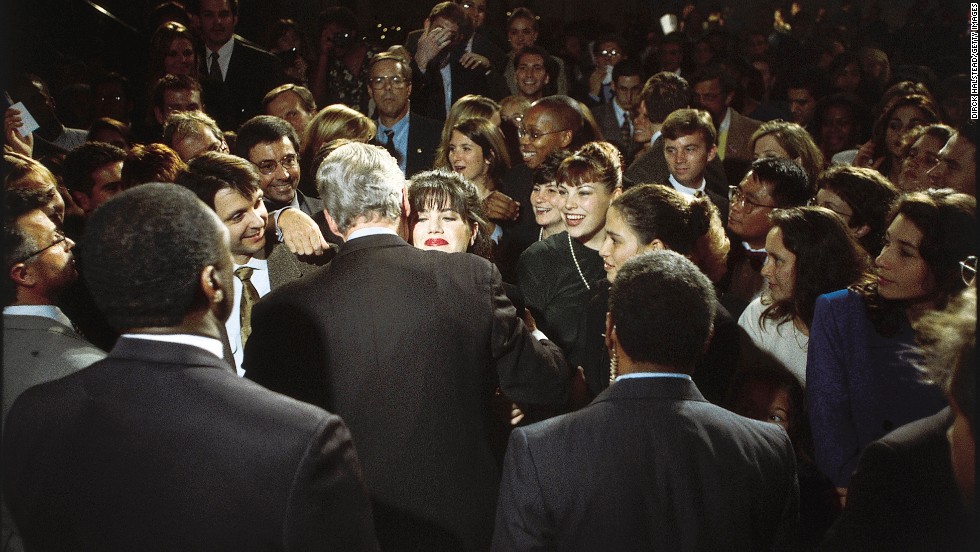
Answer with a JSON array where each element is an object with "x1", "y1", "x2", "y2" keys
[
  {"x1": 624, "y1": 136, "x2": 669, "y2": 186},
  {"x1": 2, "y1": 314, "x2": 107, "y2": 422},
  {"x1": 494, "y1": 377, "x2": 798, "y2": 551},
  {"x1": 3, "y1": 338, "x2": 378, "y2": 550}
]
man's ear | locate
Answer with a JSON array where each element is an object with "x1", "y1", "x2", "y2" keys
[
  {"x1": 324, "y1": 209, "x2": 343, "y2": 240},
  {"x1": 199, "y1": 265, "x2": 224, "y2": 306},
  {"x1": 401, "y1": 184, "x2": 411, "y2": 219},
  {"x1": 8, "y1": 262, "x2": 33, "y2": 288},
  {"x1": 724, "y1": 90, "x2": 735, "y2": 107},
  {"x1": 153, "y1": 107, "x2": 165, "y2": 126},
  {"x1": 706, "y1": 143, "x2": 718, "y2": 162},
  {"x1": 558, "y1": 130, "x2": 573, "y2": 148}
]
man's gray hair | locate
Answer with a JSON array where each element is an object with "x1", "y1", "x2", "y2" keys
[
  {"x1": 317, "y1": 142, "x2": 405, "y2": 234},
  {"x1": 162, "y1": 111, "x2": 222, "y2": 149}
]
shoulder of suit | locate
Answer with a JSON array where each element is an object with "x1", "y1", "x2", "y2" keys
[{"x1": 409, "y1": 112, "x2": 443, "y2": 132}]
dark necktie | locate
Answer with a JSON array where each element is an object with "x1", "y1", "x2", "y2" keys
[
  {"x1": 235, "y1": 266, "x2": 259, "y2": 347},
  {"x1": 208, "y1": 51, "x2": 221, "y2": 81},
  {"x1": 620, "y1": 112, "x2": 632, "y2": 155},
  {"x1": 383, "y1": 129, "x2": 401, "y2": 164}
]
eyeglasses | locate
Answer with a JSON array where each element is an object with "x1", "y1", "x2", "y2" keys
[
  {"x1": 960, "y1": 255, "x2": 977, "y2": 286},
  {"x1": 13, "y1": 231, "x2": 70, "y2": 264},
  {"x1": 368, "y1": 75, "x2": 409, "y2": 89},
  {"x1": 807, "y1": 196, "x2": 853, "y2": 219},
  {"x1": 597, "y1": 49, "x2": 619, "y2": 57},
  {"x1": 254, "y1": 154, "x2": 299, "y2": 175},
  {"x1": 517, "y1": 125, "x2": 568, "y2": 141},
  {"x1": 729, "y1": 186, "x2": 776, "y2": 212}
]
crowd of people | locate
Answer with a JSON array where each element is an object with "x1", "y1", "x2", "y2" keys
[{"x1": 2, "y1": 0, "x2": 976, "y2": 550}]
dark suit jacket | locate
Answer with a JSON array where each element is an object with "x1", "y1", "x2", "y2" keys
[
  {"x1": 202, "y1": 38, "x2": 287, "y2": 131},
  {"x1": 404, "y1": 112, "x2": 442, "y2": 177},
  {"x1": 492, "y1": 377, "x2": 799, "y2": 551},
  {"x1": 592, "y1": 102, "x2": 637, "y2": 158},
  {"x1": 244, "y1": 233, "x2": 569, "y2": 551},
  {"x1": 2, "y1": 338, "x2": 378, "y2": 551},
  {"x1": 820, "y1": 407, "x2": 975, "y2": 550},
  {"x1": 624, "y1": 135, "x2": 729, "y2": 197},
  {"x1": 405, "y1": 37, "x2": 509, "y2": 120}
]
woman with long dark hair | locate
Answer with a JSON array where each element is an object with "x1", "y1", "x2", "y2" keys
[{"x1": 807, "y1": 189, "x2": 976, "y2": 500}]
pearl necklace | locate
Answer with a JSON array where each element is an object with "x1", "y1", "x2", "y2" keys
[{"x1": 568, "y1": 233, "x2": 591, "y2": 291}]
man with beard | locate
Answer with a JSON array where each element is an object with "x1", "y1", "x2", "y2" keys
[{"x1": 365, "y1": 52, "x2": 442, "y2": 177}]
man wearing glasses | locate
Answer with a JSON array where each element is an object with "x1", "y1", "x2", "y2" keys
[
  {"x1": 3, "y1": 200, "x2": 105, "y2": 424},
  {"x1": 585, "y1": 35, "x2": 627, "y2": 106},
  {"x1": 365, "y1": 52, "x2": 441, "y2": 177},
  {"x1": 721, "y1": 156, "x2": 811, "y2": 317}
]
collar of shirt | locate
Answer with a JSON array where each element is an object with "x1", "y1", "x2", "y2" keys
[
  {"x1": 668, "y1": 174, "x2": 707, "y2": 196},
  {"x1": 120, "y1": 333, "x2": 225, "y2": 360},
  {"x1": 650, "y1": 129, "x2": 661, "y2": 146},
  {"x1": 615, "y1": 372, "x2": 692, "y2": 382},
  {"x1": 208, "y1": 38, "x2": 235, "y2": 80},
  {"x1": 742, "y1": 240, "x2": 767, "y2": 254},
  {"x1": 347, "y1": 227, "x2": 399, "y2": 241},
  {"x1": 289, "y1": 192, "x2": 301, "y2": 209},
  {"x1": 3, "y1": 304, "x2": 74, "y2": 328}
]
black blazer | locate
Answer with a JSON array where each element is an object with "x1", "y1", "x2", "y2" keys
[
  {"x1": 405, "y1": 112, "x2": 442, "y2": 177},
  {"x1": 202, "y1": 38, "x2": 287, "y2": 131},
  {"x1": 244, "y1": 233, "x2": 569, "y2": 551},
  {"x1": 2, "y1": 338, "x2": 378, "y2": 551},
  {"x1": 493, "y1": 377, "x2": 799, "y2": 551},
  {"x1": 820, "y1": 407, "x2": 976, "y2": 550}
]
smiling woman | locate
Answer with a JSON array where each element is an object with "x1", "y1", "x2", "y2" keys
[{"x1": 517, "y1": 141, "x2": 620, "y2": 362}]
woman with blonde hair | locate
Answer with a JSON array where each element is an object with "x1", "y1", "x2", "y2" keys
[
  {"x1": 751, "y1": 120, "x2": 824, "y2": 185},
  {"x1": 300, "y1": 104, "x2": 376, "y2": 179}
]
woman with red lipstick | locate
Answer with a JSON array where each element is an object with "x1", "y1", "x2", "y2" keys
[
  {"x1": 517, "y1": 141, "x2": 621, "y2": 360},
  {"x1": 408, "y1": 169, "x2": 492, "y2": 259},
  {"x1": 580, "y1": 184, "x2": 738, "y2": 404},
  {"x1": 737, "y1": 207, "x2": 868, "y2": 385},
  {"x1": 807, "y1": 188, "x2": 976, "y2": 503}
]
